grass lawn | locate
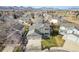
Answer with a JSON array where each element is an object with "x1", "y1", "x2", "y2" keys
[
  {"x1": 41, "y1": 35, "x2": 65, "y2": 50},
  {"x1": 41, "y1": 24, "x2": 65, "y2": 50}
]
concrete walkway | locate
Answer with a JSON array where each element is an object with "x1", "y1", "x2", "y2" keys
[
  {"x1": 63, "y1": 40, "x2": 79, "y2": 52},
  {"x1": 26, "y1": 39, "x2": 41, "y2": 52}
]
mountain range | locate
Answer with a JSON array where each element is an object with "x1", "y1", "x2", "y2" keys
[{"x1": 0, "y1": 6, "x2": 79, "y2": 10}]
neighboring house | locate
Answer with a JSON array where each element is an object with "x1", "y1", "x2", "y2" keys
[
  {"x1": 59, "y1": 23, "x2": 79, "y2": 35},
  {"x1": 43, "y1": 13, "x2": 52, "y2": 21},
  {"x1": 40, "y1": 22, "x2": 50, "y2": 38},
  {"x1": 59, "y1": 23, "x2": 79, "y2": 43},
  {"x1": 34, "y1": 12, "x2": 44, "y2": 19},
  {"x1": 27, "y1": 30, "x2": 42, "y2": 40},
  {"x1": 13, "y1": 23, "x2": 24, "y2": 30},
  {"x1": 74, "y1": 26, "x2": 79, "y2": 35},
  {"x1": 20, "y1": 13, "x2": 32, "y2": 22},
  {"x1": 26, "y1": 18, "x2": 50, "y2": 51},
  {"x1": 27, "y1": 18, "x2": 50, "y2": 39},
  {"x1": 59, "y1": 23, "x2": 75, "y2": 35},
  {"x1": 49, "y1": 19, "x2": 58, "y2": 24},
  {"x1": 0, "y1": 14, "x2": 13, "y2": 23}
]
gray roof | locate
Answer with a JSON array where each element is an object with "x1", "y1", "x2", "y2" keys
[
  {"x1": 74, "y1": 24, "x2": 79, "y2": 30},
  {"x1": 27, "y1": 29, "x2": 42, "y2": 37},
  {"x1": 13, "y1": 23, "x2": 24, "y2": 30},
  {"x1": 60, "y1": 22, "x2": 75, "y2": 29},
  {"x1": 29, "y1": 23, "x2": 44, "y2": 30}
]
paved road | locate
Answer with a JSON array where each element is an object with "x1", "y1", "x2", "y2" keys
[{"x1": 3, "y1": 44, "x2": 16, "y2": 52}]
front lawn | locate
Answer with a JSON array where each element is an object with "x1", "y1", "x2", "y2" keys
[{"x1": 41, "y1": 35, "x2": 65, "y2": 50}]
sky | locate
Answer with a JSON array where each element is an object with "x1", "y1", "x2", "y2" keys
[
  {"x1": 0, "y1": 0, "x2": 79, "y2": 9},
  {"x1": 0, "y1": 0, "x2": 79, "y2": 6}
]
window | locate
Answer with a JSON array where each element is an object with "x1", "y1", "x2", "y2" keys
[{"x1": 45, "y1": 28, "x2": 49, "y2": 30}]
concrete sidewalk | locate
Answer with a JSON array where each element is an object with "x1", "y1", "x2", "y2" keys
[{"x1": 63, "y1": 40, "x2": 79, "y2": 52}]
